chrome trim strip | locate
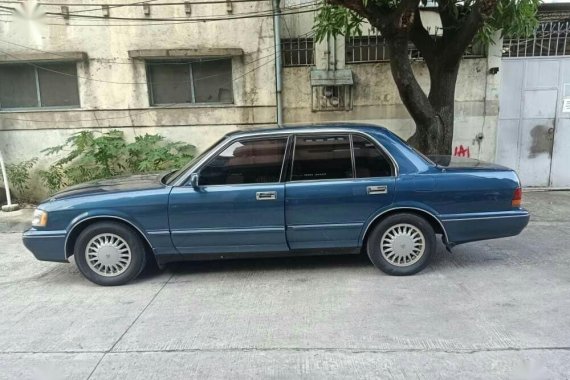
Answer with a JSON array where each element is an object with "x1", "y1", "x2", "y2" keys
[
  {"x1": 361, "y1": 207, "x2": 449, "y2": 244},
  {"x1": 192, "y1": 182, "x2": 285, "y2": 189},
  {"x1": 171, "y1": 226, "x2": 285, "y2": 235},
  {"x1": 23, "y1": 229, "x2": 66, "y2": 237},
  {"x1": 288, "y1": 223, "x2": 363, "y2": 230},
  {"x1": 289, "y1": 135, "x2": 298, "y2": 181},
  {"x1": 278, "y1": 135, "x2": 292, "y2": 183},
  {"x1": 349, "y1": 134, "x2": 356, "y2": 178},
  {"x1": 64, "y1": 216, "x2": 156, "y2": 259},
  {"x1": 23, "y1": 234, "x2": 67, "y2": 239},
  {"x1": 173, "y1": 128, "x2": 400, "y2": 186},
  {"x1": 147, "y1": 230, "x2": 170, "y2": 235},
  {"x1": 442, "y1": 214, "x2": 529, "y2": 222},
  {"x1": 284, "y1": 176, "x2": 396, "y2": 185}
]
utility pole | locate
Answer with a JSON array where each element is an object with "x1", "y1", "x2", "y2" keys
[
  {"x1": 0, "y1": 149, "x2": 19, "y2": 212},
  {"x1": 272, "y1": 0, "x2": 283, "y2": 127}
]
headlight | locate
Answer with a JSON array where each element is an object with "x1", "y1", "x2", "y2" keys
[{"x1": 32, "y1": 209, "x2": 48, "y2": 227}]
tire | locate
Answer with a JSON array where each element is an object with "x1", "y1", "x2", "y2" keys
[
  {"x1": 366, "y1": 213, "x2": 436, "y2": 276},
  {"x1": 74, "y1": 221, "x2": 147, "y2": 286}
]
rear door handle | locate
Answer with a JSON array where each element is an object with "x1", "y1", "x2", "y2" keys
[
  {"x1": 256, "y1": 191, "x2": 277, "y2": 200},
  {"x1": 367, "y1": 185, "x2": 388, "y2": 195}
]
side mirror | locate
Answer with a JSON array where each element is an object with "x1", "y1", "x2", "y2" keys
[{"x1": 189, "y1": 173, "x2": 199, "y2": 188}]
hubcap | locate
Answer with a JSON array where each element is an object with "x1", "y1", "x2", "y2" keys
[
  {"x1": 380, "y1": 223, "x2": 425, "y2": 267},
  {"x1": 85, "y1": 233, "x2": 132, "y2": 277}
]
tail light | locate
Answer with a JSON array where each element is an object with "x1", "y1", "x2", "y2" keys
[{"x1": 512, "y1": 187, "x2": 522, "y2": 207}]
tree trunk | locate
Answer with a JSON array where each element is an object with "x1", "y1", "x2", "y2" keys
[
  {"x1": 323, "y1": 0, "x2": 498, "y2": 156},
  {"x1": 387, "y1": 36, "x2": 461, "y2": 156},
  {"x1": 408, "y1": 63, "x2": 460, "y2": 156}
]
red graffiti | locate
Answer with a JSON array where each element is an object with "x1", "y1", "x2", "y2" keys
[{"x1": 454, "y1": 145, "x2": 470, "y2": 158}]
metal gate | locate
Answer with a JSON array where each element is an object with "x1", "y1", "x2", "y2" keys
[{"x1": 497, "y1": 57, "x2": 570, "y2": 187}]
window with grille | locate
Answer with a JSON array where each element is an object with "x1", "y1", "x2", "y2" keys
[
  {"x1": 503, "y1": 21, "x2": 570, "y2": 57},
  {"x1": 281, "y1": 38, "x2": 314, "y2": 67},
  {"x1": 146, "y1": 59, "x2": 233, "y2": 105},
  {"x1": 0, "y1": 62, "x2": 80, "y2": 109},
  {"x1": 312, "y1": 85, "x2": 352, "y2": 111},
  {"x1": 346, "y1": 34, "x2": 482, "y2": 63},
  {"x1": 346, "y1": 35, "x2": 391, "y2": 63}
]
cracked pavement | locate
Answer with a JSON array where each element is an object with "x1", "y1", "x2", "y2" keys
[{"x1": 0, "y1": 192, "x2": 569, "y2": 379}]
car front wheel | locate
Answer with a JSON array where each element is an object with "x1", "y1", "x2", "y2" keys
[
  {"x1": 73, "y1": 221, "x2": 147, "y2": 286},
  {"x1": 366, "y1": 213, "x2": 435, "y2": 276}
]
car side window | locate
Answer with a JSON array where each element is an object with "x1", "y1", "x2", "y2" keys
[
  {"x1": 291, "y1": 135, "x2": 353, "y2": 181},
  {"x1": 352, "y1": 135, "x2": 393, "y2": 177},
  {"x1": 199, "y1": 138, "x2": 288, "y2": 186}
]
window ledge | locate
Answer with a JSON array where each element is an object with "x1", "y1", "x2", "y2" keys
[
  {"x1": 0, "y1": 52, "x2": 87, "y2": 64},
  {"x1": 129, "y1": 48, "x2": 244, "y2": 60},
  {"x1": 310, "y1": 69, "x2": 354, "y2": 86},
  {"x1": 149, "y1": 103, "x2": 236, "y2": 109},
  {"x1": 0, "y1": 106, "x2": 82, "y2": 113}
]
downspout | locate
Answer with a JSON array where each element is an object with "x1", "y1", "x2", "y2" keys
[
  {"x1": 0, "y1": 149, "x2": 18, "y2": 212},
  {"x1": 272, "y1": 0, "x2": 283, "y2": 126}
]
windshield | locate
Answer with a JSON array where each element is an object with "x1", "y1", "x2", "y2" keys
[{"x1": 164, "y1": 136, "x2": 227, "y2": 185}]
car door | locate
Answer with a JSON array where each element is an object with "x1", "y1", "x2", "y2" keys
[
  {"x1": 285, "y1": 133, "x2": 396, "y2": 250},
  {"x1": 169, "y1": 136, "x2": 290, "y2": 254}
]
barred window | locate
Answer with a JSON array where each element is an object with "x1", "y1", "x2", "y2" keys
[
  {"x1": 503, "y1": 21, "x2": 570, "y2": 57},
  {"x1": 147, "y1": 59, "x2": 233, "y2": 105},
  {"x1": 282, "y1": 38, "x2": 314, "y2": 67},
  {"x1": 346, "y1": 35, "x2": 391, "y2": 63},
  {"x1": 0, "y1": 63, "x2": 80, "y2": 109},
  {"x1": 346, "y1": 34, "x2": 483, "y2": 63}
]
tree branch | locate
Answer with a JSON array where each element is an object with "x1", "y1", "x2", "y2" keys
[
  {"x1": 409, "y1": 7, "x2": 437, "y2": 64},
  {"x1": 443, "y1": 0, "x2": 499, "y2": 65},
  {"x1": 388, "y1": 36, "x2": 435, "y2": 127}
]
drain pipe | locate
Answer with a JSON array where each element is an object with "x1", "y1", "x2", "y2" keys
[
  {"x1": 272, "y1": 0, "x2": 283, "y2": 127},
  {"x1": 0, "y1": 150, "x2": 18, "y2": 212}
]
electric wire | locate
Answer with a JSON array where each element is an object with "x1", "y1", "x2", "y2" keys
[{"x1": 0, "y1": 3, "x2": 317, "y2": 26}]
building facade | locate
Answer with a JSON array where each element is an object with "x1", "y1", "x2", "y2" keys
[
  {"x1": 5, "y1": 0, "x2": 562, "y2": 198},
  {"x1": 0, "y1": 0, "x2": 278, "y2": 170}
]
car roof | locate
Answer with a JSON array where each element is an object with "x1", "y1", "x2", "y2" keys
[{"x1": 224, "y1": 123, "x2": 392, "y2": 139}]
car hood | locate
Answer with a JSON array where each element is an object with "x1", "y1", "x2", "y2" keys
[
  {"x1": 429, "y1": 155, "x2": 510, "y2": 170},
  {"x1": 48, "y1": 172, "x2": 167, "y2": 201}
]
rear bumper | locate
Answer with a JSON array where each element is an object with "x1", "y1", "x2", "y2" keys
[
  {"x1": 22, "y1": 229, "x2": 68, "y2": 263},
  {"x1": 441, "y1": 210, "x2": 530, "y2": 246}
]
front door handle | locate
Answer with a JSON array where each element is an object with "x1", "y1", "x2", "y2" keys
[
  {"x1": 256, "y1": 191, "x2": 277, "y2": 200},
  {"x1": 367, "y1": 185, "x2": 388, "y2": 195}
]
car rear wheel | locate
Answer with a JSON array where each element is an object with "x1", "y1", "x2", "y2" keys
[
  {"x1": 74, "y1": 221, "x2": 147, "y2": 286},
  {"x1": 366, "y1": 213, "x2": 435, "y2": 276}
]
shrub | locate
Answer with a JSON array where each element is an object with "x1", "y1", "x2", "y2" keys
[
  {"x1": 39, "y1": 130, "x2": 195, "y2": 192},
  {"x1": 6, "y1": 158, "x2": 38, "y2": 202}
]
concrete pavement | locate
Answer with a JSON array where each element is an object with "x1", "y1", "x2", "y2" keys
[{"x1": 0, "y1": 192, "x2": 569, "y2": 379}]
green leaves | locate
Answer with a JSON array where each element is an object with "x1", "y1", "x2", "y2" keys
[
  {"x1": 480, "y1": 0, "x2": 540, "y2": 44},
  {"x1": 314, "y1": 3, "x2": 364, "y2": 42},
  {"x1": 314, "y1": 0, "x2": 539, "y2": 45},
  {"x1": 38, "y1": 130, "x2": 196, "y2": 193},
  {"x1": 6, "y1": 158, "x2": 38, "y2": 201}
]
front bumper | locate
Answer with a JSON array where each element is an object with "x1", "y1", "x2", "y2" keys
[{"x1": 22, "y1": 228, "x2": 68, "y2": 263}]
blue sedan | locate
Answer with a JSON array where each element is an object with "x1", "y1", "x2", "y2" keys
[{"x1": 23, "y1": 124, "x2": 530, "y2": 285}]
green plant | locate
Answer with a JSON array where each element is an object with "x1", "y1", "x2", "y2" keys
[
  {"x1": 6, "y1": 158, "x2": 38, "y2": 201},
  {"x1": 39, "y1": 130, "x2": 196, "y2": 192}
]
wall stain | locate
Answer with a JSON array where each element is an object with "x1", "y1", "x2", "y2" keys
[{"x1": 529, "y1": 124, "x2": 554, "y2": 158}]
